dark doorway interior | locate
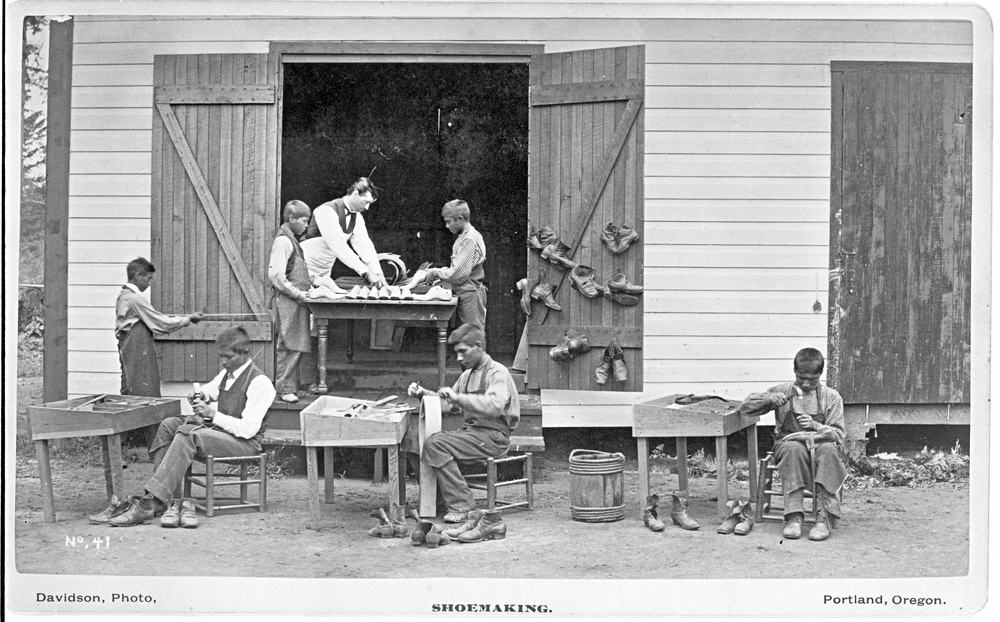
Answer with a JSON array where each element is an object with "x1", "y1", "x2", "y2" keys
[{"x1": 281, "y1": 63, "x2": 529, "y2": 357}]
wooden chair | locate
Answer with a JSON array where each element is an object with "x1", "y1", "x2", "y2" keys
[
  {"x1": 184, "y1": 454, "x2": 268, "y2": 517},
  {"x1": 754, "y1": 444, "x2": 842, "y2": 526},
  {"x1": 463, "y1": 452, "x2": 534, "y2": 512}
]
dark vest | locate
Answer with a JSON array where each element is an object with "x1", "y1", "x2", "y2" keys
[
  {"x1": 458, "y1": 360, "x2": 513, "y2": 435},
  {"x1": 303, "y1": 198, "x2": 356, "y2": 240},
  {"x1": 279, "y1": 227, "x2": 310, "y2": 290},
  {"x1": 217, "y1": 363, "x2": 268, "y2": 444}
]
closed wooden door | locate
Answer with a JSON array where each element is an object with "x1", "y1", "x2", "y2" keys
[
  {"x1": 525, "y1": 45, "x2": 645, "y2": 392},
  {"x1": 829, "y1": 62, "x2": 972, "y2": 403},
  {"x1": 150, "y1": 54, "x2": 278, "y2": 380}
]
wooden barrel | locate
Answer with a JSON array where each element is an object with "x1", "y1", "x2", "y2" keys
[{"x1": 569, "y1": 449, "x2": 626, "y2": 522}]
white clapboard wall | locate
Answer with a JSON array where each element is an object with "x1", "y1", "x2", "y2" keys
[{"x1": 64, "y1": 8, "x2": 973, "y2": 414}]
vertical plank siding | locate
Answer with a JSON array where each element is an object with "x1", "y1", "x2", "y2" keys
[{"x1": 64, "y1": 15, "x2": 972, "y2": 398}]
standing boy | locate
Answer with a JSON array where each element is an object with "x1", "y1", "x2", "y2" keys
[
  {"x1": 116, "y1": 257, "x2": 203, "y2": 398},
  {"x1": 268, "y1": 200, "x2": 313, "y2": 403},
  {"x1": 422, "y1": 199, "x2": 487, "y2": 331}
]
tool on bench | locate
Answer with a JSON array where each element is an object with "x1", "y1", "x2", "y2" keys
[{"x1": 343, "y1": 395, "x2": 401, "y2": 417}]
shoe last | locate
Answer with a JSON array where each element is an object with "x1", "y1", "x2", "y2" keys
[{"x1": 347, "y1": 285, "x2": 362, "y2": 299}]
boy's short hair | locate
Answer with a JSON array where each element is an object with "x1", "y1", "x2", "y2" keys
[
  {"x1": 794, "y1": 348, "x2": 825, "y2": 373},
  {"x1": 283, "y1": 200, "x2": 311, "y2": 220},
  {"x1": 347, "y1": 177, "x2": 379, "y2": 202},
  {"x1": 216, "y1": 326, "x2": 252, "y2": 355},
  {"x1": 447, "y1": 323, "x2": 484, "y2": 348},
  {"x1": 441, "y1": 199, "x2": 470, "y2": 221},
  {"x1": 127, "y1": 257, "x2": 156, "y2": 281}
]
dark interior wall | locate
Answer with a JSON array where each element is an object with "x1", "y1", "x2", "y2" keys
[{"x1": 280, "y1": 63, "x2": 529, "y2": 353}]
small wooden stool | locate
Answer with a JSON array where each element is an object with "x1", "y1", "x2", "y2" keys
[
  {"x1": 184, "y1": 454, "x2": 268, "y2": 517},
  {"x1": 465, "y1": 453, "x2": 534, "y2": 512},
  {"x1": 754, "y1": 450, "x2": 820, "y2": 524}
]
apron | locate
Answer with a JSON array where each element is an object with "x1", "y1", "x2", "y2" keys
[
  {"x1": 270, "y1": 225, "x2": 312, "y2": 353},
  {"x1": 118, "y1": 318, "x2": 161, "y2": 397}
]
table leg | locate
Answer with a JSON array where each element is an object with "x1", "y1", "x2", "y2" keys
[
  {"x1": 388, "y1": 445, "x2": 404, "y2": 507},
  {"x1": 373, "y1": 447, "x2": 385, "y2": 484},
  {"x1": 36, "y1": 440, "x2": 55, "y2": 523},
  {"x1": 676, "y1": 437, "x2": 689, "y2": 492},
  {"x1": 347, "y1": 320, "x2": 355, "y2": 364},
  {"x1": 716, "y1": 436, "x2": 729, "y2": 520},
  {"x1": 306, "y1": 447, "x2": 320, "y2": 528},
  {"x1": 747, "y1": 423, "x2": 759, "y2": 500},
  {"x1": 436, "y1": 323, "x2": 448, "y2": 389},
  {"x1": 104, "y1": 434, "x2": 125, "y2": 501},
  {"x1": 101, "y1": 435, "x2": 114, "y2": 500},
  {"x1": 324, "y1": 447, "x2": 335, "y2": 503},
  {"x1": 636, "y1": 437, "x2": 649, "y2": 511},
  {"x1": 315, "y1": 320, "x2": 329, "y2": 394}
]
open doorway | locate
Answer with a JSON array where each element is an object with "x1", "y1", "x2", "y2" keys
[{"x1": 280, "y1": 62, "x2": 529, "y2": 362}]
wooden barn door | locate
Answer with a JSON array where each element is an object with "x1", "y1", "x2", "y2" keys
[
  {"x1": 525, "y1": 45, "x2": 645, "y2": 392},
  {"x1": 151, "y1": 54, "x2": 277, "y2": 381},
  {"x1": 829, "y1": 62, "x2": 972, "y2": 403}
]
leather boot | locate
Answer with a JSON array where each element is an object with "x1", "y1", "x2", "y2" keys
[
  {"x1": 569, "y1": 265, "x2": 602, "y2": 298},
  {"x1": 610, "y1": 292, "x2": 639, "y2": 306},
  {"x1": 782, "y1": 513, "x2": 803, "y2": 539},
  {"x1": 89, "y1": 494, "x2": 131, "y2": 525},
  {"x1": 541, "y1": 240, "x2": 577, "y2": 270},
  {"x1": 643, "y1": 495, "x2": 666, "y2": 532},
  {"x1": 537, "y1": 225, "x2": 558, "y2": 248},
  {"x1": 608, "y1": 270, "x2": 644, "y2": 295},
  {"x1": 443, "y1": 509, "x2": 484, "y2": 538},
  {"x1": 613, "y1": 223, "x2": 640, "y2": 254},
  {"x1": 595, "y1": 347, "x2": 613, "y2": 386},
  {"x1": 611, "y1": 340, "x2": 627, "y2": 383},
  {"x1": 179, "y1": 498, "x2": 199, "y2": 529},
  {"x1": 717, "y1": 499, "x2": 740, "y2": 534},
  {"x1": 670, "y1": 490, "x2": 700, "y2": 530},
  {"x1": 601, "y1": 222, "x2": 620, "y2": 253},
  {"x1": 410, "y1": 519, "x2": 435, "y2": 546},
  {"x1": 549, "y1": 332, "x2": 573, "y2": 362},
  {"x1": 389, "y1": 503, "x2": 409, "y2": 538},
  {"x1": 734, "y1": 498, "x2": 755, "y2": 536},
  {"x1": 109, "y1": 493, "x2": 166, "y2": 527},
  {"x1": 809, "y1": 508, "x2": 831, "y2": 541},
  {"x1": 369, "y1": 507, "x2": 392, "y2": 537},
  {"x1": 160, "y1": 500, "x2": 182, "y2": 528},
  {"x1": 516, "y1": 278, "x2": 533, "y2": 316},
  {"x1": 457, "y1": 510, "x2": 507, "y2": 543},
  {"x1": 567, "y1": 332, "x2": 591, "y2": 357},
  {"x1": 531, "y1": 281, "x2": 562, "y2": 312},
  {"x1": 526, "y1": 226, "x2": 544, "y2": 250},
  {"x1": 424, "y1": 524, "x2": 453, "y2": 548}
]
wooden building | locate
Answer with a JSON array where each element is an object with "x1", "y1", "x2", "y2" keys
[{"x1": 38, "y1": 3, "x2": 988, "y2": 444}]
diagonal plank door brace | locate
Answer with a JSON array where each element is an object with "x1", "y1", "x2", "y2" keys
[
  {"x1": 533, "y1": 97, "x2": 642, "y2": 326},
  {"x1": 156, "y1": 102, "x2": 270, "y2": 320}
]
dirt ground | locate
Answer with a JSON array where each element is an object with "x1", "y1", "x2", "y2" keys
[{"x1": 13, "y1": 449, "x2": 969, "y2": 580}]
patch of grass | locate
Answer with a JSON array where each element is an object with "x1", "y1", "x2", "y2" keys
[{"x1": 845, "y1": 440, "x2": 969, "y2": 490}]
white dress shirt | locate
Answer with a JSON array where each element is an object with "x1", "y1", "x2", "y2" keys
[{"x1": 201, "y1": 359, "x2": 276, "y2": 439}]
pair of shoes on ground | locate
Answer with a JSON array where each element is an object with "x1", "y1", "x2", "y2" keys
[
  {"x1": 601, "y1": 223, "x2": 640, "y2": 255},
  {"x1": 782, "y1": 510, "x2": 832, "y2": 541},
  {"x1": 595, "y1": 337, "x2": 627, "y2": 384},
  {"x1": 550, "y1": 330, "x2": 590, "y2": 362},
  {"x1": 368, "y1": 504, "x2": 420, "y2": 538},
  {"x1": 410, "y1": 520, "x2": 454, "y2": 548},
  {"x1": 717, "y1": 498, "x2": 754, "y2": 535},
  {"x1": 643, "y1": 491, "x2": 700, "y2": 532},
  {"x1": 160, "y1": 498, "x2": 199, "y2": 528},
  {"x1": 440, "y1": 509, "x2": 507, "y2": 543}
]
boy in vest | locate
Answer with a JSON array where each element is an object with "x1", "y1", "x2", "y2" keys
[
  {"x1": 409, "y1": 324, "x2": 519, "y2": 539},
  {"x1": 421, "y1": 199, "x2": 487, "y2": 331},
  {"x1": 300, "y1": 177, "x2": 388, "y2": 289},
  {"x1": 740, "y1": 348, "x2": 847, "y2": 541},
  {"x1": 268, "y1": 200, "x2": 313, "y2": 403},
  {"x1": 93, "y1": 326, "x2": 276, "y2": 528}
]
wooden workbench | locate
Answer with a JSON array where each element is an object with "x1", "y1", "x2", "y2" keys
[
  {"x1": 27, "y1": 394, "x2": 181, "y2": 522},
  {"x1": 632, "y1": 394, "x2": 759, "y2": 521}
]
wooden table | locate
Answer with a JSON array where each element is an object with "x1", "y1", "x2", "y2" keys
[
  {"x1": 305, "y1": 297, "x2": 457, "y2": 394},
  {"x1": 300, "y1": 395, "x2": 414, "y2": 528},
  {"x1": 632, "y1": 394, "x2": 760, "y2": 521},
  {"x1": 26, "y1": 394, "x2": 181, "y2": 522}
]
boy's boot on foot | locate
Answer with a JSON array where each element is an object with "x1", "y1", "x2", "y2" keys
[
  {"x1": 809, "y1": 508, "x2": 830, "y2": 541},
  {"x1": 458, "y1": 510, "x2": 507, "y2": 542},
  {"x1": 443, "y1": 509, "x2": 484, "y2": 538},
  {"x1": 733, "y1": 498, "x2": 754, "y2": 535},
  {"x1": 717, "y1": 500, "x2": 741, "y2": 534},
  {"x1": 179, "y1": 499, "x2": 199, "y2": 528},
  {"x1": 643, "y1": 495, "x2": 666, "y2": 532},
  {"x1": 670, "y1": 490, "x2": 700, "y2": 530},
  {"x1": 782, "y1": 513, "x2": 804, "y2": 539}
]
